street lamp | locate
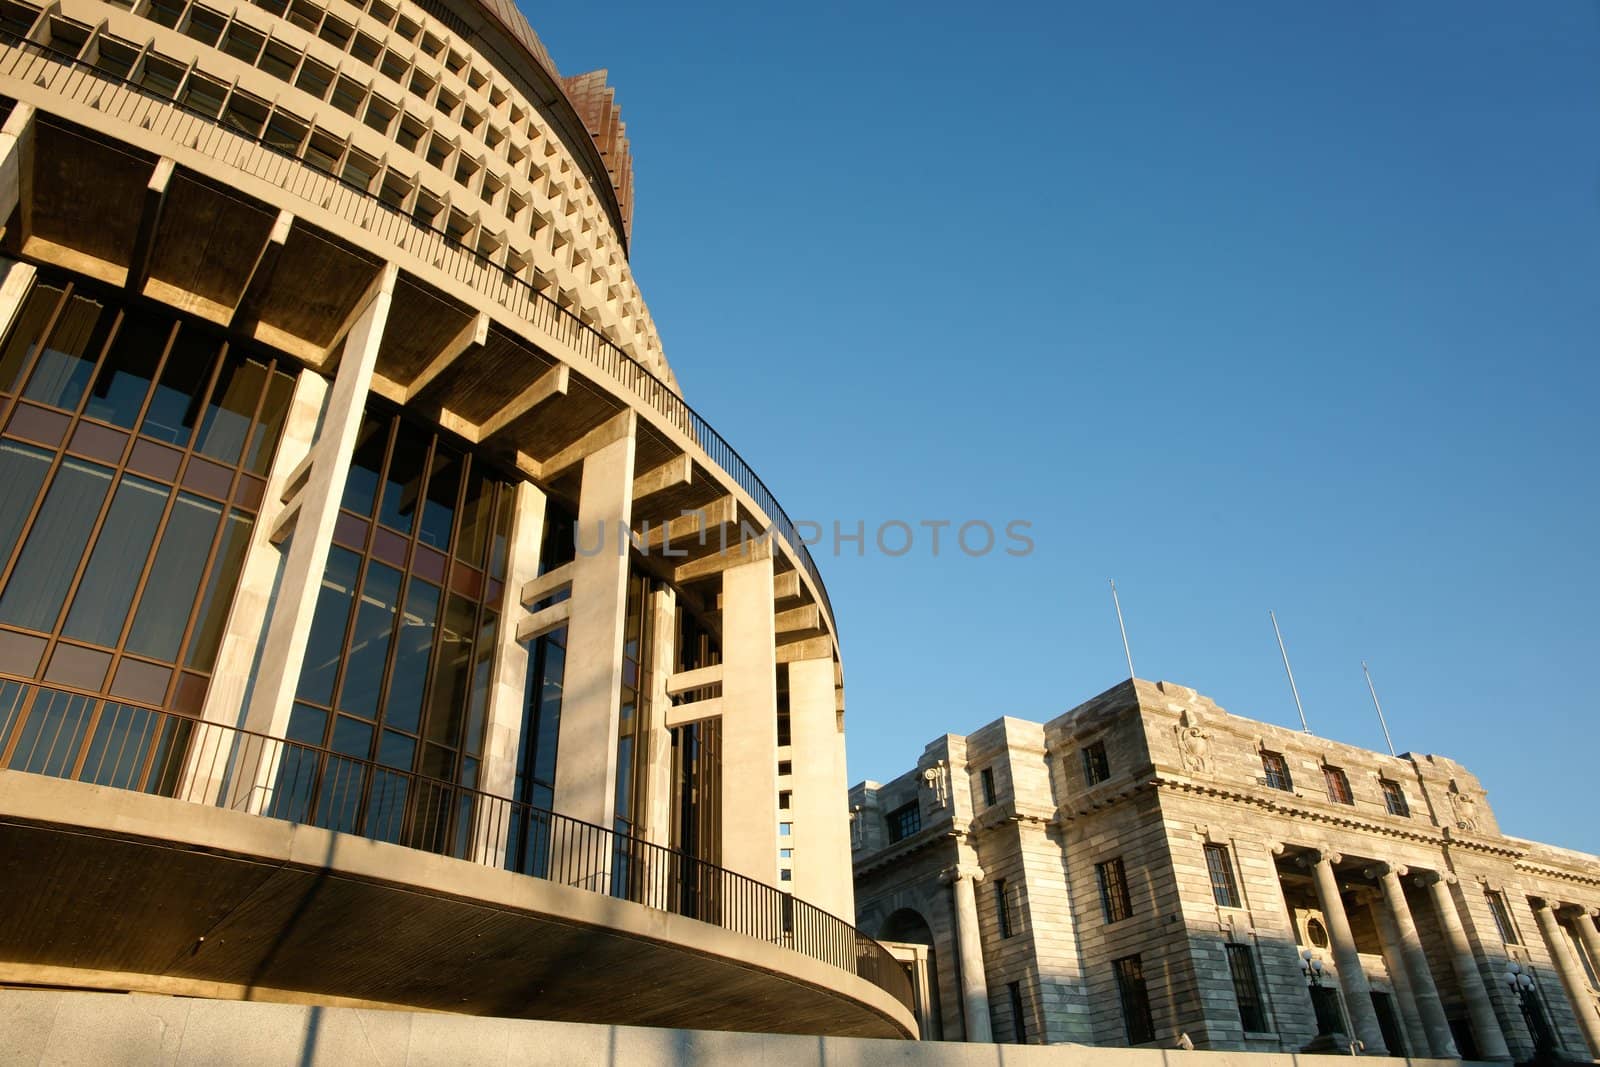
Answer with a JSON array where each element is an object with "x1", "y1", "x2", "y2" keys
[
  {"x1": 1302, "y1": 950, "x2": 1363, "y2": 1056},
  {"x1": 1504, "y1": 963, "x2": 1549, "y2": 1059},
  {"x1": 1300, "y1": 948, "x2": 1325, "y2": 985}
]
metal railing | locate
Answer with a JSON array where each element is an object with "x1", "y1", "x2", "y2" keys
[
  {"x1": 0, "y1": 695, "x2": 912, "y2": 1012},
  {"x1": 0, "y1": 34, "x2": 834, "y2": 627}
]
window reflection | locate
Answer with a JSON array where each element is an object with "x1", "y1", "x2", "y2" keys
[
  {"x1": 21, "y1": 293, "x2": 109, "y2": 410},
  {"x1": 83, "y1": 309, "x2": 172, "y2": 428}
]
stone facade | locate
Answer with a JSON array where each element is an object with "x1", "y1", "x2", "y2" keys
[{"x1": 852, "y1": 679, "x2": 1600, "y2": 1061}]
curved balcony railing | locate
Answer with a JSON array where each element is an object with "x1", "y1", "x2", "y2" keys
[
  {"x1": 0, "y1": 34, "x2": 834, "y2": 629},
  {"x1": 0, "y1": 693, "x2": 913, "y2": 1014}
]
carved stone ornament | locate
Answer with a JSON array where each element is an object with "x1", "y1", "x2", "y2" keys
[
  {"x1": 921, "y1": 760, "x2": 950, "y2": 809},
  {"x1": 1449, "y1": 784, "x2": 1480, "y2": 832},
  {"x1": 1176, "y1": 709, "x2": 1212, "y2": 775}
]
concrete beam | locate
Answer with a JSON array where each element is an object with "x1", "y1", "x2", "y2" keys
[
  {"x1": 665, "y1": 664, "x2": 723, "y2": 698},
  {"x1": 516, "y1": 598, "x2": 571, "y2": 643},
  {"x1": 664, "y1": 697, "x2": 723, "y2": 730},
  {"x1": 638, "y1": 495, "x2": 735, "y2": 554},
  {"x1": 230, "y1": 210, "x2": 292, "y2": 325},
  {"x1": 313, "y1": 262, "x2": 394, "y2": 373},
  {"x1": 775, "y1": 636, "x2": 833, "y2": 665},
  {"x1": 537, "y1": 407, "x2": 633, "y2": 482},
  {"x1": 406, "y1": 310, "x2": 488, "y2": 401},
  {"x1": 126, "y1": 157, "x2": 174, "y2": 294},
  {"x1": 477, "y1": 362, "x2": 569, "y2": 442},
  {"x1": 774, "y1": 571, "x2": 802, "y2": 603},
  {"x1": 632, "y1": 454, "x2": 691, "y2": 501},
  {"x1": 520, "y1": 560, "x2": 574, "y2": 608},
  {"x1": 672, "y1": 536, "x2": 771, "y2": 585},
  {"x1": 776, "y1": 604, "x2": 821, "y2": 635}
]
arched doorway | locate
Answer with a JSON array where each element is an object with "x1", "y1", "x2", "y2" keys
[{"x1": 879, "y1": 908, "x2": 943, "y2": 1040}]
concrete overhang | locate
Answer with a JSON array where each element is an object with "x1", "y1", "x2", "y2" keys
[{"x1": 0, "y1": 771, "x2": 915, "y2": 1039}]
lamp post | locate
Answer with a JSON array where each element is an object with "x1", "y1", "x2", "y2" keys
[
  {"x1": 1302, "y1": 950, "x2": 1362, "y2": 1056},
  {"x1": 1504, "y1": 962, "x2": 1551, "y2": 1060}
]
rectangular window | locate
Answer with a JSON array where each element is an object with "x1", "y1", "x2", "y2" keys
[
  {"x1": 1381, "y1": 779, "x2": 1410, "y2": 817},
  {"x1": 1485, "y1": 889, "x2": 1519, "y2": 946},
  {"x1": 886, "y1": 801, "x2": 920, "y2": 843},
  {"x1": 995, "y1": 878, "x2": 1013, "y2": 939},
  {"x1": 1227, "y1": 944, "x2": 1269, "y2": 1033},
  {"x1": 1323, "y1": 765, "x2": 1353, "y2": 805},
  {"x1": 1008, "y1": 981, "x2": 1027, "y2": 1043},
  {"x1": 1260, "y1": 750, "x2": 1293, "y2": 791},
  {"x1": 981, "y1": 766, "x2": 997, "y2": 806},
  {"x1": 1082, "y1": 739, "x2": 1110, "y2": 785},
  {"x1": 1097, "y1": 857, "x2": 1132, "y2": 924},
  {"x1": 1205, "y1": 842, "x2": 1241, "y2": 908},
  {"x1": 1114, "y1": 955, "x2": 1155, "y2": 1045}
]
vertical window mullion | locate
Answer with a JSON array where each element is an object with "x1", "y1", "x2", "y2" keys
[{"x1": 0, "y1": 279, "x2": 73, "y2": 428}]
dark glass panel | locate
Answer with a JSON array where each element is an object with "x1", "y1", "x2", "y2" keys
[
  {"x1": 181, "y1": 456, "x2": 234, "y2": 499},
  {"x1": 108, "y1": 658, "x2": 171, "y2": 705},
  {"x1": 62, "y1": 475, "x2": 168, "y2": 647},
  {"x1": 0, "y1": 681, "x2": 27, "y2": 747},
  {"x1": 21, "y1": 292, "x2": 109, "y2": 411},
  {"x1": 332, "y1": 511, "x2": 368, "y2": 550},
  {"x1": 454, "y1": 463, "x2": 491, "y2": 567},
  {"x1": 185, "y1": 508, "x2": 253, "y2": 671},
  {"x1": 424, "y1": 593, "x2": 473, "y2": 746},
  {"x1": 233, "y1": 474, "x2": 265, "y2": 512},
  {"x1": 195, "y1": 357, "x2": 268, "y2": 465},
  {"x1": 489, "y1": 482, "x2": 514, "y2": 581},
  {"x1": 139, "y1": 325, "x2": 218, "y2": 445},
  {"x1": 0, "y1": 440, "x2": 52, "y2": 568},
  {"x1": 531, "y1": 632, "x2": 565, "y2": 790},
  {"x1": 286, "y1": 701, "x2": 327, "y2": 746},
  {"x1": 340, "y1": 412, "x2": 388, "y2": 516},
  {"x1": 331, "y1": 714, "x2": 373, "y2": 758},
  {"x1": 82, "y1": 308, "x2": 172, "y2": 427},
  {"x1": 382, "y1": 578, "x2": 437, "y2": 734},
  {"x1": 420, "y1": 742, "x2": 453, "y2": 781},
  {"x1": 42, "y1": 643, "x2": 111, "y2": 690},
  {"x1": 0, "y1": 631, "x2": 46, "y2": 677},
  {"x1": 377, "y1": 425, "x2": 426, "y2": 534},
  {"x1": 127, "y1": 438, "x2": 182, "y2": 481},
  {"x1": 336, "y1": 561, "x2": 401, "y2": 720},
  {"x1": 371, "y1": 526, "x2": 408, "y2": 567},
  {"x1": 67, "y1": 421, "x2": 128, "y2": 463},
  {"x1": 0, "y1": 284, "x2": 65, "y2": 394},
  {"x1": 418, "y1": 445, "x2": 459, "y2": 550},
  {"x1": 411, "y1": 545, "x2": 445, "y2": 583},
  {"x1": 171, "y1": 671, "x2": 207, "y2": 714},
  {"x1": 6, "y1": 403, "x2": 70, "y2": 446},
  {"x1": 378, "y1": 729, "x2": 415, "y2": 769},
  {"x1": 463, "y1": 611, "x2": 495, "y2": 756},
  {"x1": 126, "y1": 493, "x2": 221, "y2": 661},
  {"x1": 6, "y1": 688, "x2": 93, "y2": 776},
  {"x1": 0, "y1": 457, "x2": 113, "y2": 632},
  {"x1": 245, "y1": 369, "x2": 295, "y2": 474},
  {"x1": 296, "y1": 546, "x2": 360, "y2": 705}
]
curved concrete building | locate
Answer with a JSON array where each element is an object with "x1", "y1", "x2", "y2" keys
[{"x1": 0, "y1": 0, "x2": 912, "y2": 1037}]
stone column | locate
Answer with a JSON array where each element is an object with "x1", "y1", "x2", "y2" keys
[
  {"x1": 788, "y1": 652, "x2": 851, "y2": 922},
  {"x1": 1532, "y1": 898, "x2": 1600, "y2": 1059},
  {"x1": 551, "y1": 426, "x2": 635, "y2": 831},
  {"x1": 943, "y1": 861, "x2": 993, "y2": 1042},
  {"x1": 638, "y1": 586, "x2": 676, "y2": 849},
  {"x1": 1368, "y1": 863, "x2": 1457, "y2": 1057},
  {"x1": 1418, "y1": 872, "x2": 1512, "y2": 1061},
  {"x1": 1564, "y1": 906, "x2": 1600, "y2": 999},
  {"x1": 1305, "y1": 850, "x2": 1389, "y2": 1054},
  {"x1": 719, "y1": 550, "x2": 778, "y2": 885},
  {"x1": 241, "y1": 266, "x2": 395, "y2": 744},
  {"x1": 1367, "y1": 895, "x2": 1430, "y2": 1056},
  {"x1": 470, "y1": 480, "x2": 545, "y2": 864}
]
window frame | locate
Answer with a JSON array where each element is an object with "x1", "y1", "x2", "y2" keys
[
  {"x1": 1323, "y1": 764, "x2": 1354, "y2": 806},
  {"x1": 1260, "y1": 749, "x2": 1293, "y2": 792},
  {"x1": 1204, "y1": 842, "x2": 1242, "y2": 909},
  {"x1": 1114, "y1": 954, "x2": 1156, "y2": 1045},
  {"x1": 1096, "y1": 856, "x2": 1133, "y2": 924},
  {"x1": 1227, "y1": 943, "x2": 1270, "y2": 1033},
  {"x1": 1380, "y1": 778, "x2": 1410, "y2": 817},
  {"x1": 1082, "y1": 739, "x2": 1111, "y2": 786}
]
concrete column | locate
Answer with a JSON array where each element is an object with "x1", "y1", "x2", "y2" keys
[
  {"x1": 1367, "y1": 895, "x2": 1430, "y2": 1057},
  {"x1": 1419, "y1": 872, "x2": 1512, "y2": 1061},
  {"x1": 1533, "y1": 898, "x2": 1600, "y2": 1059},
  {"x1": 0, "y1": 103, "x2": 35, "y2": 233},
  {"x1": 469, "y1": 480, "x2": 545, "y2": 864},
  {"x1": 942, "y1": 862, "x2": 993, "y2": 1042},
  {"x1": 788, "y1": 653, "x2": 851, "y2": 922},
  {"x1": 551, "y1": 428, "x2": 634, "y2": 830},
  {"x1": 719, "y1": 550, "x2": 777, "y2": 885},
  {"x1": 1305, "y1": 850, "x2": 1388, "y2": 1054},
  {"x1": 0, "y1": 257, "x2": 37, "y2": 338},
  {"x1": 185, "y1": 368, "x2": 325, "y2": 805},
  {"x1": 1369, "y1": 864, "x2": 1457, "y2": 1057},
  {"x1": 241, "y1": 266, "x2": 394, "y2": 743},
  {"x1": 639, "y1": 586, "x2": 676, "y2": 849}
]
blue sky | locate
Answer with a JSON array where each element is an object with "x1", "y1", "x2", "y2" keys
[{"x1": 530, "y1": 3, "x2": 1600, "y2": 853}]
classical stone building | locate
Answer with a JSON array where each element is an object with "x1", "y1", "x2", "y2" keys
[
  {"x1": 0, "y1": 0, "x2": 912, "y2": 1038},
  {"x1": 851, "y1": 679, "x2": 1600, "y2": 1059}
]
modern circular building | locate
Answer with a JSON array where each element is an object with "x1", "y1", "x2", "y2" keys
[{"x1": 0, "y1": 0, "x2": 913, "y2": 1037}]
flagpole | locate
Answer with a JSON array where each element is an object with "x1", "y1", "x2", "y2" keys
[
  {"x1": 1362, "y1": 660, "x2": 1397, "y2": 757},
  {"x1": 1270, "y1": 610, "x2": 1310, "y2": 734},
  {"x1": 1109, "y1": 579, "x2": 1135, "y2": 681}
]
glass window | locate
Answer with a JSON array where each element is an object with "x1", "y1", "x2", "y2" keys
[
  {"x1": 0, "y1": 458, "x2": 113, "y2": 632},
  {"x1": 296, "y1": 546, "x2": 361, "y2": 705},
  {"x1": 1323, "y1": 765, "x2": 1353, "y2": 805},
  {"x1": 1381, "y1": 779, "x2": 1410, "y2": 817},
  {"x1": 0, "y1": 441, "x2": 53, "y2": 569},
  {"x1": 886, "y1": 801, "x2": 920, "y2": 842},
  {"x1": 185, "y1": 509, "x2": 252, "y2": 671},
  {"x1": 452, "y1": 464, "x2": 492, "y2": 568},
  {"x1": 22, "y1": 292, "x2": 109, "y2": 411},
  {"x1": 377, "y1": 425, "x2": 426, "y2": 534},
  {"x1": 1082, "y1": 739, "x2": 1111, "y2": 785},
  {"x1": 61, "y1": 475, "x2": 168, "y2": 647},
  {"x1": 126, "y1": 492, "x2": 221, "y2": 660},
  {"x1": 1261, "y1": 750, "x2": 1293, "y2": 791},
  {"x1": 244, "y1": 369, "x2": 294, "y2": 475},
  {"x1": 335, "y1": 561, "x2": 402, "y2": 720},
  {"x1": 419, "y1": 446, "x2": 459, "y2": 550},
  {"x1": 0, "y1": 283, "x2": 65, "y2": 393},
  {"x1": 1097, "y1": 857, "x2": 1132, "y2": 923},
  {"x1": 1227, "y1": 944, "x2": 1269, "y2": 1032},
  {"x1": 995, "y1": 878, "x2": 1014, "y2": 938},
  {"x1": 341, "y1": 413, "x2": 389, "y2": 516},
  {"x1": 424, "y1": 593, "x2": 473, "y2": 747},
  {"x1": 1205, "y1": 842, "x2": 1241, "y2": 908},
  {"x1": 1486, "y1": 889, "x2": 1520, "y2": 945},
  {"x1": 83, "y1": 308, "x2": 172, "y2": 427},
  {"x1": 1007, "y1": 982, "x2": 1026, "y2": 1044},
  {"x1": 381, "y1": 577, "x2": 437, "y2": 733},
  {"x1": 981, "y1": 766, "x2": 997, "y2": 805},
  {"x1": 194, "y1": 357, "x2": 267, "y2": 465},
  {"x1": 140, "y1": 326, "x2": 217, "y2": 445},
  {"x1": 1114, "y1": 955, "x2": 1155, "y2": 1045}
]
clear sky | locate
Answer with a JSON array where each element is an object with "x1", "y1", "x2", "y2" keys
[{"x1": 529, "y1": 3, "x2": 1600, "y2": 854}]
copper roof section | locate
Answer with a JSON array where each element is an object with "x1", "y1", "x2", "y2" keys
[{"x1": 562, "y1": 69, "x2": 634, "y2": 242}]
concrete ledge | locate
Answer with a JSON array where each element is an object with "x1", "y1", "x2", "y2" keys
[{"x1": 0, "y1": 990, "x2": 1501, "y2": 1066}]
